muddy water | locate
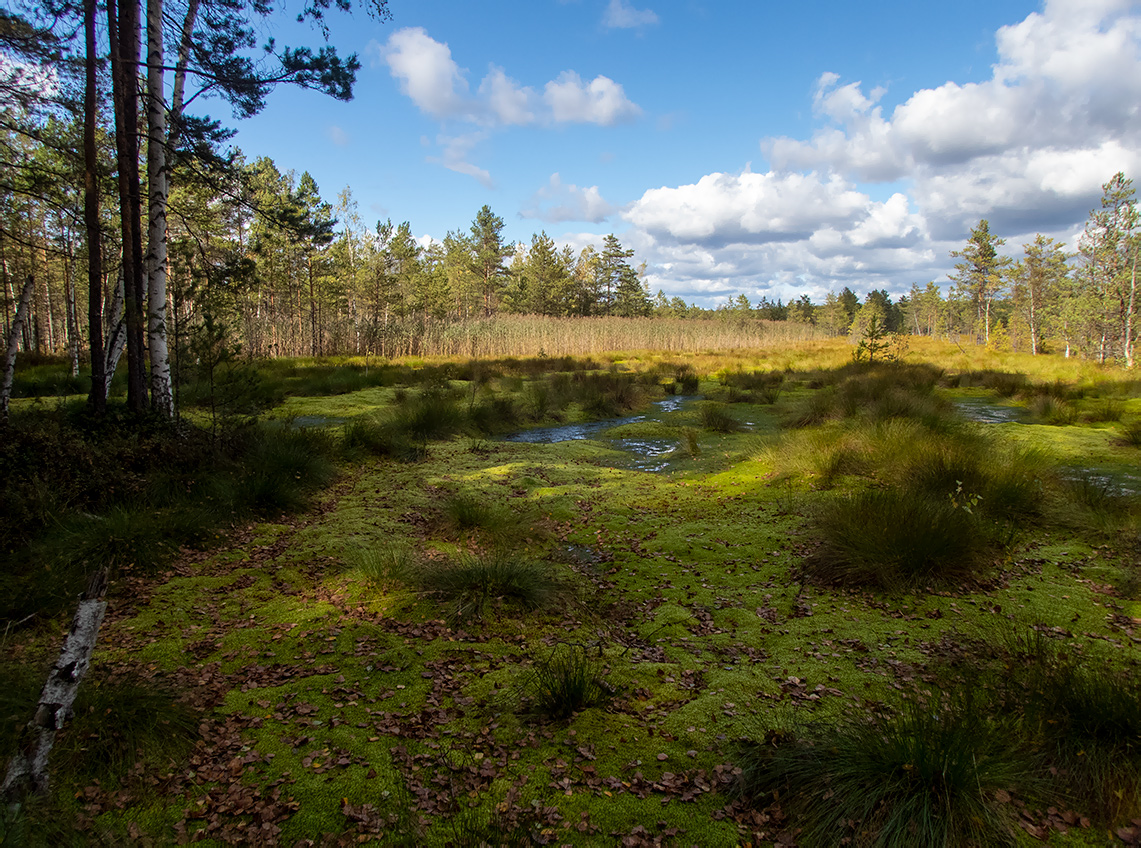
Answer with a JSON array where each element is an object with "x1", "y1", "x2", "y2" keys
[
  {"x1": 953, "y1": 397, "x2": 1028, "y2": 423},
  {"x1": 503, "y1": 396, "x2": 699, "y2": 471}
]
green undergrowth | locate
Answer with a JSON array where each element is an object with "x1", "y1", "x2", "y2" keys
[{"x1": 5, "y1": 350, "x2": 1141, "y2": 845}]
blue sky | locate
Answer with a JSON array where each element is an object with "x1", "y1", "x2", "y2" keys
[{"x1": 220, "y1": 0, "x2": 1141, "y2": 307}]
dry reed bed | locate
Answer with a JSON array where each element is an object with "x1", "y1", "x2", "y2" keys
[{"x1": 385, "y1": 315, "x2": 826, "y2": 359}]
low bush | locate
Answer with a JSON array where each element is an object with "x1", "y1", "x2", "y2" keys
[
  {"x1": 523, "y1": 644, "x2": 611, "y2": 720},
  {"x1": 1117, "y1": 418, "x2": 1141, "y2": 447},
  {"x1": 736, "y1": 696, "x2": 1026, "y2": 847},
  {"x1": 1029, "y1": 394, "x2": 1076, "y2": 425},
  {"x1": 412, "y1": 553, "x2": 570, "y2": 622},
  {"x1": 805, "y1": 486, "x2": 986, "y2": 590},
  {"x1": 699, "y1": 401, "x2": 740, "y2": 433}
]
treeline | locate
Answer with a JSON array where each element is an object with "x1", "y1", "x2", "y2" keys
[
  {"x1": 4, "y1": 139, "x2": 1137, "y2": 380},
  {"x1": 699, "y1": 174, "x2": 1140, "y2": 368}
]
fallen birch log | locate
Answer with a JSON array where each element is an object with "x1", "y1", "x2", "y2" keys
[{"x1": 2, "y1": 569, "x2": 109, "y2": 799}]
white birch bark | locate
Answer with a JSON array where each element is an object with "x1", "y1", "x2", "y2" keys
[
  {"x1": 61, "y1": 216, "x2": 80, "y2": 377},
  {"x1": 1, "y1": 274, "x2": 35, "y2": 425},
  {"x1": 1, "y1": 571, "x2": 108, "y2": 798},
  {"x1": 105, "y1": 270, "x2": 127, "y2": 397},
  {"x1": 146, "y1": 0, "x2": 173, "y2": 418}
]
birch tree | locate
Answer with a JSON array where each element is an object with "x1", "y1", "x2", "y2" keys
[
  {"x1": 1011, "y1": 235, "x2": 1068, "y2": 355},
  {"x1": 1079, "y1": 173, "x2": 1138, "y2": 367}
]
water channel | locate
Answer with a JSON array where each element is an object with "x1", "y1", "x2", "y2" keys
[{"x1": 503, "y1": 395, "x2": 699, "y2": 472}]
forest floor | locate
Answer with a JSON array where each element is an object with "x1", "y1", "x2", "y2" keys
[{"x1": 4, "y1": 340, "x2": 1141, "y2": 846}]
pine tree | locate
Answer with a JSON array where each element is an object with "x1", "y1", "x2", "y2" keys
[
  {"x1": 470, "y1": 205, "x2": 510, "y2": 316},
  {"x1": 1079, "y1": 173, "x2": 1138, "y2": 366},
  {"x1": 950, "y1": 219, "x2": 1009, "y2": 345},
  {"x1": 596, "y1": 234, "x2": 635, "y2": 316},
  {"x1": 1011, "y1": 235, "x2": 1069, "y2": 355}
]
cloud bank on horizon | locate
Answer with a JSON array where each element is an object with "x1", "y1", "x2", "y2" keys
[{"x1": 376, "y1": 0, "x2": 1141, "y2": 306}]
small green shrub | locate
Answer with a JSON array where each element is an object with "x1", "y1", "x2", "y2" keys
[
  {"x1": 1029, "y1": 394, "x2": 1076, "y2": 425},
  {"x1": 1117, "y1": 419, "x2": 1141, "y2": 447},
  {"x1": 699, "y1": 401, "x2": 740, "y2": 433},
  {"x1": 524, "y1": 644, "x2": 611, "y2": 720},
  {"x1": 351, "y1": 546, "x2": 418, "y2": 588},
  {"x1": 736, "y1": 697, "x2": 1026, "y2": 847},
  {"x1": 806, "y1": 487, "x2": 985, "y2": 590},
  {"x1": 415, "y1": 553, "x2": 569, "y2": 622}
]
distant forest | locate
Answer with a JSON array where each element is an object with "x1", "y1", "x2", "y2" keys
[
  {"x1": 5, "y1": 135, "x2": 1138, "y2": 368},
  {"x1": 3, "y1": 0, "x2": 1139, "y2": 429}
]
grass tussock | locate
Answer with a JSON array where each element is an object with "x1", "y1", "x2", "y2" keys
[
  {"x1": 355, "y1": 548, "x2": 572, "y2": 622},
  {"x1": 439, "y1": 491, "x2": 525, "y2": 543},
  {"x1": 522, "y1": 644, "x2": 612, "y2": 720},
  {"x1": 1116, "y1": 418, "x2": 1141, "y2": 447},
  {"x1": 1000, "y1": 635, "x2": 1141, "y2": 823},
  {"x1": 720, "y1": 368, "x2": 785, "y2": 404},
  {"x1": 737, "y1": 627, "x2": 1141, "y2": 844},
  {"x1": 736, "y1": 695, "x2": 1026, "y2": 847},
  {"x1": 805, "y1": 487, "x2": 987, "y2": 590},
  {"x1": 418, "y1": 553, "x2": 570, "y2": 621},
  {"x1": 699, "y1": 401, "x2": 741, "y2": 433},
  {"x1": 1049, "y1": 469, "x2": 1140, "y2": 536},
  {"x1": 1, "y1": 661, "x2": 198, "y2": 789},
  {"x1": 1028, "y1": 393, "x2": 1076, "y2": 425},
  {"x1": 785, "y1": 363, "x2": 950, "y2": 430}
]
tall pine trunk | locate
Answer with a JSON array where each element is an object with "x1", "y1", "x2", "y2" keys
[
  {"x1": 85, "y1": 0, "x2": 105, "y2": 414},
  {"x1": 61, "y1": 217, "x2": 80, "y2": 377},
  {"x1": 109, "y1": 0, "x2": 147, "y2": 414}
]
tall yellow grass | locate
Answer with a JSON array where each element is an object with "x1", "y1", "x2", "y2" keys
[{"x1": 389, "y1": 315, "x2": 827, "y2": 359}]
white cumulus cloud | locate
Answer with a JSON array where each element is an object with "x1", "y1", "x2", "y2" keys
[
  {"x1": 602, "y1": 0, "x2": 659, "y2": 30},
  {"x1": 521, "y1": 173, "x2": 616, "y2": 223},
  {"x1": 762, "y1": 0, "x2": 1141, "y2": 239},
  {"x1": 543, "y1": 71, "x2": 642, "y2": 125},
  {"x1": 377, "y1": 27, "x2": 642, "y2": 184},
  {"x1": 624, "y1": 0, "x2": 1141, "y2": 304},
  {"x1": 380, "y1": 27, "x2": 472, "y2": 120}
]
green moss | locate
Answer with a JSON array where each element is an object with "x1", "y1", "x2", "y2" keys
[{"x1": 14, "y1": 352, "x2": 1135, "y2": 842}]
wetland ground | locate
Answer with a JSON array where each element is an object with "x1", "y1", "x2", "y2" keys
[{"x1": 2, "y1": 339, "x2": 1141, "y2": 846}]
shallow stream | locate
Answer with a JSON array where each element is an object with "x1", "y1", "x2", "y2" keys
[{"x1": 503, "y1": 395, "x2": 699, "y2": 471}]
